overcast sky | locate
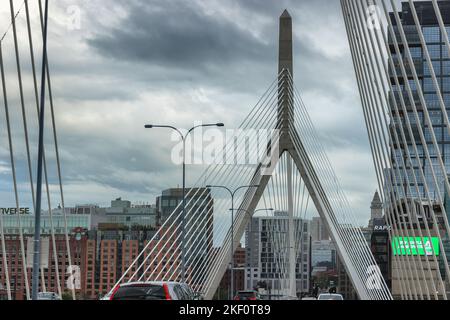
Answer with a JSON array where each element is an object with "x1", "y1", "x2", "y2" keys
[{"x1": 0, "y1": 0, "x2": 378, "y2": 225}]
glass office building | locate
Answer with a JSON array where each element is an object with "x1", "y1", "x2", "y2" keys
[
  {"x1": 389, "y1": 1, "x2": 450, "y2": 200},
  {"x1": 155, "y1": 188, "x2": 214, "y2": 268},
  {"x1": 1, "y1": 214, "x2": 91, "y2": 235}
]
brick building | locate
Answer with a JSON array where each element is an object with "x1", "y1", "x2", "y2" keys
[{"x1": 0, "y1": 234, "x2": 89, "y2": 300}]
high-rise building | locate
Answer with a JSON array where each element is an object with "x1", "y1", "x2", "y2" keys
[
  {"x1": 386, "y1": 1, "x2": 450, "y2": 299},
  {"x1": 387, "y1": 1, "x2": 450, "y2": 201},
  {"x1": 343, "y1": 0, "x2": 450, "y2": 299},
  {"x1": 245, "y1": 213, "x2": 311, "y2": 297},
  {"x1": 310, "y1": 217, "x2": 330, "y2": 242},
  {"x1": 311, "y1": 240, "x2": 336, "y2": 269},
  {"x1": 371, "y1": 218, "x2": 392, "y2": 291}
]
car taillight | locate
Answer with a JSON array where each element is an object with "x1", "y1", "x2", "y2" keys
[
  {"x1": 163, "y1": 284, "x2": 172, "y2": 300},
  {"x1": 109, "y1": 285, "x2": 120, "y2": 300},
  {"x1": 249, "y1": 297, "x2": 257, "y2": 301}
]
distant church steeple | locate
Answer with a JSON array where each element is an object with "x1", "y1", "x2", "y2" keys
[{"x1": 369, "y1": 191, "x2": 382, "y2": 228}]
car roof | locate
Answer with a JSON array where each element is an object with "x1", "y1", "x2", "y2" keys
[{"x1": 119, "y1": 281, "x2": 186, "y2": 287}]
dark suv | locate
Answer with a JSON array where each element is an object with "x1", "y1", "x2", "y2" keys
[
  {"x1": 234, "y1": 291, "x2": 262, "y2": 301},
  {"x1": 109, "y1": 282, "x2": 199, "y2": 300}
]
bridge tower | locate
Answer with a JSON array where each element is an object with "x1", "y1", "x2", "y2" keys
[{"x1": 278, "y1": 9, "x2": 297, "y2": 299}]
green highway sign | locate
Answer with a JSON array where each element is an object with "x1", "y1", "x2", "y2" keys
[{"x1": 392, "y1": 237, "x2": 440, "y2": 256}]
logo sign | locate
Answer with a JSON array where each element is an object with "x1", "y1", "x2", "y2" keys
[
  {"x1": 392, "y1": 237, "x2": 440, "y2": 256},
  {"x1": 0, "y1": 207, "x2": 31, "y2": 215},
  {"x1": 373, "y1": 219, "x2": 391, "y2": 232},
  {"x1": 374, "y1": 225, "x2": 390, "y2": 232},
  {"x1": 67, "y1": 5, "x2": 82, "y2": 31}
]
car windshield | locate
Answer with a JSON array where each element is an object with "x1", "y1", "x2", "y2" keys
[
  {"x1": 238, "y1": 292, "x2": 256, "y2": 298},
  {"x1": 112, "y1": 285, "x2": 166, "y2": 300}
]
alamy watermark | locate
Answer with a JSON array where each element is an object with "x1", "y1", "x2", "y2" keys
[
  {"x1": 366, "y1": 265, "x2": 383, "y2": 290},
  {"x1": 66, "y1": 5, "x2": 82, "y2": 31},
  {"x1": 66, "y1": 265, "x2": 81, "y2": 290},
  {"x1": 169, "y1": 122, "x2": 280, "y2": 176},
  {"x1": 366, "y1": 5, "x2": 382, "y2": 31}
]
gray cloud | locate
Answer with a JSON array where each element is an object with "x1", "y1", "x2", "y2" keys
[{"x1": 88, "y1": 0, "x2": 271, "y2": 69}]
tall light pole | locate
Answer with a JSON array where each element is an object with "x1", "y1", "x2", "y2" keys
[
  {"x1": 32, "y1": 0, "x2": 49, "y2": 301},
  {"x1": 233, "y1": 208, "x2": 274, "y2": 235},
  {"x1": 145, "y1": 122, "x2": 224, "y2": 282},
  {"x1": 206, "y1": 185, "x2": 259, "y2": 300}
]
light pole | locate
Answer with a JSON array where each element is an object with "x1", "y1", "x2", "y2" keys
[
  {"x1": 233, "y1": 208, "x2": 274, "y2": 235},
  {"x1": 32, "y1": 0, "x2": 49, "y2": 301},
  {"x1": 146, "y1": 122, "x2": 224, "y2": 282},
  {"x1": 206, "y1": 185, "x2": 259, "y2": 300}
]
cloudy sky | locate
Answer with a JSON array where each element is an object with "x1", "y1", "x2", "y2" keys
[{"x1": 0, "y1": 0, "x2": 378, "y2": 225}]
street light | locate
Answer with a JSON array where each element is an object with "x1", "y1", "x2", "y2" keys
[
  {"x1": 206, "y1": 184, "x2": 259, "y2": 300},
  {"x1": 233, "y1": 208, "x2": 275, "y2": 216},
  {"x1": 145, "y1": 122, "x2": 224, "y2": 282},
  {"x1": 232, "y1": 208, "x2": 274, "y2": 234}
]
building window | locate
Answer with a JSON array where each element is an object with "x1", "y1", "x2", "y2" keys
[
  {"x1": 443, "y1": 77, "x2": 450, "y2": 92},
  {"x1": 443, "y1": 45, "x2": 450, "y2": 59},
  {"x1": 424, "y1": 61, "x2": 441, "y2": 76},
  {"x1": 409, "y1": 46, "x2": 422, "y2": 59},
  {"x1": 423, "y1": 77, "x2": 437, "y2": 92},
  {"x1": 423, "y1": 27, "x2": 440, "y2": 43},
  {"x1": 426, "y1": 44, "x2": 441, "y2": 59},
  {"x1": 443, "y1": 62, "x2": 450, "y2": 77}
]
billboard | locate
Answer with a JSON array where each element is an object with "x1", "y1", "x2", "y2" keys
[{"x1": 392, "y1": 237, "x2": 440, "y2": 256}]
